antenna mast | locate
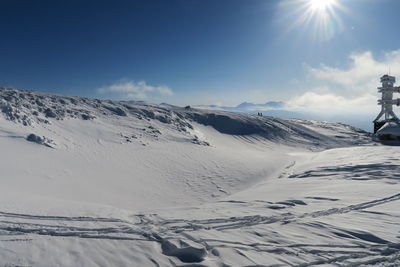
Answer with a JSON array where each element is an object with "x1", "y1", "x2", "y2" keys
[{"x1": 373, "y1": 74, "x2": 400, "y2": 133}]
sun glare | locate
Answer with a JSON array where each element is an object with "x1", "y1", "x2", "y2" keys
[
  {"x1": 279, "y1": 0, "x2": 345, "y2": 41},
  {"x1": 309, "y1": 0, "x2": 335, "y2": 12}
]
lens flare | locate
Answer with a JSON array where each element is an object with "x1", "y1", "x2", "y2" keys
[
  {"x1": 278, "y1": 0, "x2": 345, "y2": 41},
  {"x1": 309, "y1": 0, "x2": 335, "y2": 11}
]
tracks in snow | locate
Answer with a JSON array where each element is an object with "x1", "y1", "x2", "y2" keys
[
  {"x1": 0, "y1": 192, "x2": 399, "y2": 240},
  {"x1": 0, "y1": 193, "x2": 399, "y2": 265},
  {"x1": 156, "y1": 192, "x2": 400, "y2": 232}
]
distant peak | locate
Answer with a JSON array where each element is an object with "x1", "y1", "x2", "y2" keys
[{"x1": 236, "y1": 102, "x2": 256, "y2": 108}]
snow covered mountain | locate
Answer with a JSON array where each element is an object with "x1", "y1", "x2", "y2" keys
[
  {"x1": 1, "y1": 87, "x2": 399, "y2": 266},
  {"x1": 193, "y1": 102, "x2": 374, "y2": 132},
  {"x1": 195, "y1": 101, "x2": 285, "y2": 111}
]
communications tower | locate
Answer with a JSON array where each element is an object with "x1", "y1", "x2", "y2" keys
[{"x1": 373, "y1": 74, "x2": 400, "y2": 133}]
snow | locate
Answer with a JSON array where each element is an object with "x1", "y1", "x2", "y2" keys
[{"x1": 1, "y1": 87, "x2": 399, "y2": 266}]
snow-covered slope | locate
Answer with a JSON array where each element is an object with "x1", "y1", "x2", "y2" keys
[{"x1": 1, "y1": 87, "x2": 398, "y2": 266}]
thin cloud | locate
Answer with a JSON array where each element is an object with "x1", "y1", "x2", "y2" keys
[
  {"x1": 287, "y1": 50, "x2": 400, "y2": 113},
  {"x1": 286, "y1": 91, "x2": 376, "y2": 113},
  {"x1": 97, "y1": 80, "x2": 173, "y2": 100},
  {"x1": 307, "y1": 50, "x2": 400, "y2": 91}
]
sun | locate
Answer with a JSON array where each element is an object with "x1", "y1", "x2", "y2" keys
[
  {"x1": 278, "y1": 0, "x2": 346, "y2": 41},
  {"x1": 309, "y1": 0, "x2": 336, "y2": 12}
]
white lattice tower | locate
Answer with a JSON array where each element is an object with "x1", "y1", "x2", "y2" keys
[{"x1": 374, "y1": 74, "x2": 400, "y2": 123}]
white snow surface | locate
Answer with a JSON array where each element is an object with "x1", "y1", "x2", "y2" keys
[{"x1": 1, "y1": 87, "x2": 399, "y2": 266}]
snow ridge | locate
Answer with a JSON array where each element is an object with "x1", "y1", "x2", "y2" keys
[{"x1": 0, "y1": 86, "x2": 371, "y2": 149}]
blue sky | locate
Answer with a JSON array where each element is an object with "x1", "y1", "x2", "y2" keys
[{"x1": 1, "y1": 0, "x2": 400, "y2": 113}]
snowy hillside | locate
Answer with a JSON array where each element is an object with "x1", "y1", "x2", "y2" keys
[{"x1": 1, "y1": 87, "x2": 399, "y2": 266}]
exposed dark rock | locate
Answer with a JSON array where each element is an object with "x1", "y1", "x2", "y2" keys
[
  {"x1": 102, "y1": 105, "x2": 127, "y2": 116},
  {"x1": 26, "y1": 133, "x2": 54, "y2": 148},
  {"x1": 44, "y1": 108, "x2": 57, "y2": 118},
  {"x1": 156, "y1": 115, "x2": 171, "y2": 124},
  {"x1": 26, "y1": 133, "x2": 44, "y2": 144},
  {"x1": 81, "y1": 114, "x2": 94, "y2": 120}
]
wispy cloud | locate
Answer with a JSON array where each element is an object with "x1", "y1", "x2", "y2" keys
[
  {"x1": 286, "y1": 91, "x2": 376, "y2": 113},
  {"x1": 307, "y1": 50, "x2": 400, "y2": 91},
  {"x1": 287, "y1": 50, "x2": 400, "y2": 113},
  {"x1": 97, "y1": 80, "x2": 173, "y2": 100}
]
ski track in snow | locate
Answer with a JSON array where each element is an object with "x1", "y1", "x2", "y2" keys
[
  {"x1": 2, "y1": 191, "x2": 399, "y2": 237},
  {"x1": 1, "y1": 167, "x2": 400, "y2": 266}
]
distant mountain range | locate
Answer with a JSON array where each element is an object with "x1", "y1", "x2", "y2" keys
[
  {"x1": 194, "y1": 101, "x2": 285, "y2": 112},
  {"x1": 235, "y1": 101, "x2": 284, "y2": 110}
]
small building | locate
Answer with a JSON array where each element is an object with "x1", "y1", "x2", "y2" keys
[{"x1": 376, "y1": 121, "x2": 400, "y2": 141}]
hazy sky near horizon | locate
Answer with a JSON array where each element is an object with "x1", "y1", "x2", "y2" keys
[{"x1": 0, "y1": 0, "x2": 399, "y2": 114}]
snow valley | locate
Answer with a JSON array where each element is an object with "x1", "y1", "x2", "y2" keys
[{"x1": 0, "y1": 86, "x2": 399, "y2": 266}]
